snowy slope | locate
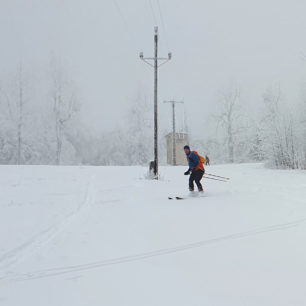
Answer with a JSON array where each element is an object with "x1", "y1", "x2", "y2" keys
[{"x1": 1, "y1": 163, "x2": 306, "y2": 306}]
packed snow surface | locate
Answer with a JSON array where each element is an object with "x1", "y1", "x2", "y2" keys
[{"x1": 1, "y1": 163, "x2": 306, "y2": 306}]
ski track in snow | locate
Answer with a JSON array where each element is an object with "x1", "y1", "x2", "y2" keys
[
  {"x1": 6, "y1": 216, "x2": 306, "y2": 282},
  {"x1": 0, "y1": 175, "x2": 95, "y2": 279},
  {"x1": 2, "y1": 164, "x2": 306, "y2": 306}
]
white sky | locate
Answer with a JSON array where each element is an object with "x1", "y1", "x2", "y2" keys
[{"x1": 1, "y1": 0, "x2": 306, "y2": 138}]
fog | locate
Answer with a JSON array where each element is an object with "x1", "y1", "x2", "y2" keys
[{"x1": 1, "y1": 0, "x2": 306, "y2": 167}]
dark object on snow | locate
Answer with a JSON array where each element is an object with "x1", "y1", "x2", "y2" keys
[
  {"x1": 168, "y1": 194, "x2": 205, "y2": 200},
  {"x1": 205, "y1": 155, "x2": 210, "y2": 166},
  {"x1": 168, "y1": 197, "x2": 185, "y2": 200},
  {"x1": 149, "y1": 161, "x2": 155, "y2": 176},
  {"x1": 149, "y1": 161, "x2": 155, "y2": 171}
]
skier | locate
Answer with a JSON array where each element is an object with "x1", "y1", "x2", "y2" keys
[
  {"x1": 205, "y1": 155, "x2": 210, "y2": 166},
  {"x1": 183, "y1": 145, "x2": 205, "y2": 192}
]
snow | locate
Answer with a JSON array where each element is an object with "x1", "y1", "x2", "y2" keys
[{"x1": 1, "y1": 163, "x2": 306, "y2": 306}]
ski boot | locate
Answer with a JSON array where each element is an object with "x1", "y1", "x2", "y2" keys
[{"x1": 198, "y1": 186, "x2": 204, "y2": 193}]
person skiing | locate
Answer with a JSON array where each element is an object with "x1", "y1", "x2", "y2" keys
[
  {"x1": 183, "y1": 145, "x2": 205, "y2": 192},
  {"x1": 205, "y1": 155, "x2": 210, "y2": 166}
]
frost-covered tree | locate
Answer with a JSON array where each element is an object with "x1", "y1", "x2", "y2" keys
[
  {"x1": 16, "y1": 65, "x2": 25, "y2": 164},
  {"x1": 216, "y1": 87, "x2": 243, "y2": 163},
  {"x1": 0, "y1": 66, "x2": 28, "y2": 164},
  {"x1": 0, "y1": 60, "x2": 84, "y2": 165},
  {"x1": 259, "y1": 86, "x2": 300, "y2": 169},
  {"x1": 0, "y1": 81, "x2": 14, "y2": 164},
  {"x1": 297, "y1": 87, "x2": 306, "y2": 168},
  {"x1": 260, "y1": 86, "x2": 285, "y2": 168},
  {"x1": 124, "y1": 94, "x2": 153, "y2": 165},
  {"x1": 50, "y1": 60, "x2": 79, "y2": 165},
  {"x1": 248, "y1": 126, "x2": 265, "y2": 162}
]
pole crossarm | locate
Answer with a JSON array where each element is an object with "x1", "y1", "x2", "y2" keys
[
  {"x1": 158, "y1": 59, "x2": 171, "y2": 68},
  {"x1": 141, "y1": 57, "x2": 170, "y2": 60},
  {"x1": 140, "y1": 56, "x2": 171, "y2": 67},
  {"x1": 140, "y1": 59, "x2": 154, "y2": 68},
  {"x1": 164, "y1": 100, "x2": 184, "y2": 104}
]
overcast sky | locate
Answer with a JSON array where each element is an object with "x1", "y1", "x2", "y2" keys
[{"x1": 1, "y1": 0, "x2": 306, "y2": 138}]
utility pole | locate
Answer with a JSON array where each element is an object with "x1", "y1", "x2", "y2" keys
[
  {"x1": 140, "y1": 26, "x2": 171, "y2": 179},
  {"x1": 164, "y1": 100, "x2": 184, "y2": 165}
]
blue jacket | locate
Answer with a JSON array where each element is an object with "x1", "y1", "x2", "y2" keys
[{"x1": 186, "y1": 151, "x2": 199, "y2": 170}]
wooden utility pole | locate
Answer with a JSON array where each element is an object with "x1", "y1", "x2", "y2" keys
[
  {"x1": 140, "y1": 26, "x2": 171, "y2": 178},
  {"x1": 164, "y1": 100, "x2": 184, "y2": 165},
  {"x1": 153, "y1": 27, "x2": 158, "y2": 177}
]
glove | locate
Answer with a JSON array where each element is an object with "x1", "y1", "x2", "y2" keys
[{"x1": 184, "y1": 170, "x2": 190, "y2": 175}]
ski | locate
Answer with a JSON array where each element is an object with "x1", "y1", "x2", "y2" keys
[
  {"x1": 168, "y1": 196, "x2": 186, "y2": 200},
  {"x1": 168, "y1": 194, "x2": 205, "y2": 200}
]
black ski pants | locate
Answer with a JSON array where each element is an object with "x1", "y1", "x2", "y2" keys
[{"x1": 189, "y1": 169, "x2": 204, "y2": 190}]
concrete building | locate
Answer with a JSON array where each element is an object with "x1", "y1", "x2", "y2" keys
[{"x1": 165, "y1": 132, "x2": 189, "y2": 166}]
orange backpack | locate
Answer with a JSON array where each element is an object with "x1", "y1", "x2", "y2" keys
[{"x1": 193, "y1": 151, "x2": 206, "y2": 165}]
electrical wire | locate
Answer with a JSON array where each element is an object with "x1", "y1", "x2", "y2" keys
[
  {"x1": 112, "y1": 0, "x2": 136, "y2": 42},
  {"x1": 156, "y1": 0, "x2": 170, "y2": 51},
  {"x1": 148, "y1": 0, "x2": 158, "y2": 26}
]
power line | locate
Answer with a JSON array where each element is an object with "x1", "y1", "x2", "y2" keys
[
  {"x1": 156, "y1": 0, "x2": 170, "y2": 50},
  {"x1": 112, "y1": 0, "x2": 136, "y2": 42},
  {"x1": 148, "y1": 0, "x2": 158, "y2": 25}
]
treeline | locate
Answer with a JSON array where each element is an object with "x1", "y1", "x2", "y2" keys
[
  {"x1": 194, "y1": 85, "x2": 306, "y2": 169},
  {"x1": 1, "y1": 63, "x2": 306, "y2": 170},
  {"x1": 0, "y1": 65, "x2": 160, "y2": 166}
]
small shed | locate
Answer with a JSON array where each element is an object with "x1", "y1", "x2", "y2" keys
[{"x1": 165, "y1": 132, "x2": 189, "y2": 166}]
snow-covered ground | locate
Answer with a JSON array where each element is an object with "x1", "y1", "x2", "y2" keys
[{"x1": 1, "y1": 163, "x2": 306, "y2": 306}]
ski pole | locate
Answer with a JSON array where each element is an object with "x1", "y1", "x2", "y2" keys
[
  {"x1": 205, "y1": 173, "x2": 230, "y2": 180},
  {"x1": 203, "y1": 176, "x2": 228, "y2": 182}
]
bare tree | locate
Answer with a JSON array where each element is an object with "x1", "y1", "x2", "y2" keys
[
  {"x1": 17, "y1": 65, "x2": 24, "y2": 165},
  {"x1": 298, "y1": 86, "x2": 306, "y2": 168},
  {"x1": 125, "y1": 93, "x2": 152, "y2": 165},
  {"x1": 51, "y1": 61, "x2": 78, "y2": 165},
  {"x1": 260, "y1": 86, "x2": 300, "y2": 169},
  {"x1": 216, "y1": 87, "x2": 242, "y2": 163},
  {"x1": 0, "y1": 65, "x2": 26, "y2": 164}
]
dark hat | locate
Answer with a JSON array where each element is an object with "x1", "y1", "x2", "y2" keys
[{"x1": 184, "y1": 145, "x2": 190, "y2": 150}]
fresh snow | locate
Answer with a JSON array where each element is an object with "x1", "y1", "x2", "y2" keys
[{"x1": 1, "y1": 163, "x2": 306, "y2": 306}]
